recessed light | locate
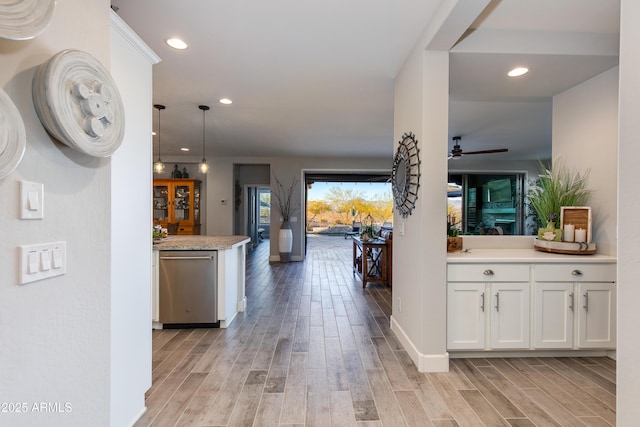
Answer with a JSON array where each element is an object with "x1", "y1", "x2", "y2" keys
[
  {"x1": 219, "y1": 98, "x2": 232, "y2": 105},
  {"x1": 180, "y1": 147, "x2": 189, "y2": 152},
  {"x1": 166, "y1": 38, "x2": 188, "y2": 50},
  {"x1": 508, "y1": 67, "x2": 529, "y2": 77}
]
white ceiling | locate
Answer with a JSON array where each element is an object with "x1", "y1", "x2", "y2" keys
[{"x1": 113, "y1": 0, "x2": 620, "y2": 164}]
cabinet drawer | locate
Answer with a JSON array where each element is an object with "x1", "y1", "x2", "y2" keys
[
  {"x1": 534, "y1": 264, "x2": 616, "y2": 282},
  {"x1": 176, "y1": 224, "x2": 201, "y2": 235},
  {"x1": 447, "y1": 264, "x2": 529, "y2": 282}
]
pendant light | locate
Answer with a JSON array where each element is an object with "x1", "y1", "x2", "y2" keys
[
  {"x1": 198, "y1": 105, "x2": 210, "y2": 173},
  {"x1": 153, "y1": 104, "x2": 166, "y2": 173}
]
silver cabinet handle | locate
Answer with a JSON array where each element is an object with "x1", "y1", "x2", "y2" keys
[
  {"x1": 583, "y1": 293, "x2": 589, "y2": 311},
  {"x1": 569, "y1": 292, "x2": 574, "y2": 311},
  {"x1": 483, "y1": 269, "x2": 494, "y2": 276},
  {"x1": 480, "y1": 292, "x2": 485, "y2": 312},
  {"x1": 571, "y1": 270, "x2": 583, "y2": 276},
  {"x1": 495, "y1": 293, "x2": 500, "y2": 312},
  {"x1": 160, "y1": 256, "x2": 214, "y2": 260}
]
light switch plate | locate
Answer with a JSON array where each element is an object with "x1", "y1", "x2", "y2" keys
[
  {"x1": 19, "y1": 241, "x2": 66, "y2": 285},
  {"x1": 20, "y1": 181, "x2": 44, "y2": 219}
]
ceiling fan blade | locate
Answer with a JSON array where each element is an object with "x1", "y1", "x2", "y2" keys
[{"x1": 460, "y1": 148, "x2": 508, "y2": 155}]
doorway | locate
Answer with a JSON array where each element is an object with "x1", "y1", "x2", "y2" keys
[
  {"x1": 303, "y1": 172, "x2": 392, "y2": 255},
  {"x1": 233, "y1": 164, "x2": 270, "y2": 254}
]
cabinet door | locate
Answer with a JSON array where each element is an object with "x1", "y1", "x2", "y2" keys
[
  {"x1": 173, "y1": 182, "x2": 193, "y2": 224},
  {"x1": 447, "y1": 283, "x2": 486, "y2": 350},
  {"x1": 533, "y1": 283, "x2": 574, "y2": 349},
  {"x1": 490, "y1": 283, "x2": 530, "y2": 349},
  {"x1": 577, "y1": 283, "x2": 616, "y2": 348},
  {"x1": 153, "y1": 184, "x2": 169, "y2": 222}
]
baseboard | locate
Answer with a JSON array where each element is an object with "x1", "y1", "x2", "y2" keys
[
  {"x1": 390, "y1": 315, "x2": 450, "y2": 372},
  {"x1": 449, "y1": 350, "x2": 612, "y2": 358},
  {"x1": 237, "y1": 296, "x2": 248, "y2": 312},
  {"x1": 269, "y1": 255, "x2": 304, "y2": 262},
  {"x1": 129, "y1": 406, "x2": 147, "y2": 427}
]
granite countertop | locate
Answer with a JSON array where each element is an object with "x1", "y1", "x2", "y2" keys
[
  {"x1": 153, "y1": 235, "x2": 251, "y2": 250},
  {"x1": 447, "y1": 248, "x2": 616, "y2": 263}
]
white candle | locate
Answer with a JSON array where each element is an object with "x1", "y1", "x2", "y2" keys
[
  {"x1": 575, "y1": 228, "x2": 587, "y2": 243},
  {"x1": 563, "y1": 224, "x2": 575, "y2": 242}
]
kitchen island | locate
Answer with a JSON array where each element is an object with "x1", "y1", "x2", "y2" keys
[{"x1": 152, "y1": 235, "x2": 250, "y2": 329}]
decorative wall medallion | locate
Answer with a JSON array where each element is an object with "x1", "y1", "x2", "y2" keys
[
  {"x1": 0, "y1": 88, "x2": 26, "y2": 179},
  {"x1": 392, "y1": 132, "x2": 421, "y2": 218},
  {"x1": 32, "y1": 49, "x2": 125, "y2": 157},
  {"x1": 0, "y1": 0, "x2": 56, "y2": 40}
]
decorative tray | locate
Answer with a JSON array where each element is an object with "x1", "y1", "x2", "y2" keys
[{"x1": 533, "y1": 238, "x2": 596, "y2": 255}]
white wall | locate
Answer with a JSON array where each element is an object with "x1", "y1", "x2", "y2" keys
[
  {"x1": 110, "y1": 13, "x2": 159, "y2": 426},
  {"x1": 552, "y1": 67, "x2": 619, "y2": 256},
  {"x1": 0, "y1": 0, "x2": 113, "y2": 425},
  {"x1": 449, "y1": 159, "x2": 543, "y2": 179},
  {"x1": 390, "y1": 47, "x2": 450, "y2": 372},
  {"x1": 617, "y1": 0, "x2": 640, "y2": 422}
]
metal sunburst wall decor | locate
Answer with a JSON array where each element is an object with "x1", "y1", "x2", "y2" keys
[{"x1": 391, "y1": 132, "x2": 421, "y2": 218}]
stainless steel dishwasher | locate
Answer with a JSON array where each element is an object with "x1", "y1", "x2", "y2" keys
[{"x1": 159, "y1": 250, "x2": 219, "y2": 327}]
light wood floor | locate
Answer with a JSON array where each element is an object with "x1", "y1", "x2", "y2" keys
[{"x1": 136, "y1": 235, "x2": 616, "y2": 426}]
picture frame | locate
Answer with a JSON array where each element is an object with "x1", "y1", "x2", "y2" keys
[{"x1": 560, "y1": 206, "x2": 592, "y2": 243}]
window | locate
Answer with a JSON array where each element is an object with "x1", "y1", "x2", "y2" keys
[
  {"x1": 258, "y1": 188, "x2": 270, "y2": 225},
  {"x1": 448, "y1": 173, "x2": 526, "y2": 235}
]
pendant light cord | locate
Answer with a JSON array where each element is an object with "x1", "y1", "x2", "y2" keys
[
  {"x1": 154, "y1": 104, "x2": 166, "y2": 161},
  {"x1": 198, "y1": 105, "x2": 210, "y2": 173}
]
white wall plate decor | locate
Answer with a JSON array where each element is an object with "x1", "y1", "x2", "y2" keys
[
  {"x1": 32, "y1": 49, "x2": 125, "y2": 157},
  {"x1": 0, "y1": 0, "x2": 56, "y2": 40},
  {"x1": 0, "y1": 88, "x2": 27, "y2": 179}
]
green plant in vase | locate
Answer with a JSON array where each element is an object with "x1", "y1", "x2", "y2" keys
[
  {"x1": 360, "y1": 224, "x2": 376, "y2": 241},
  {"x1": 447, "y1": 214, "x2": 460, "y2": 237},
  {"x1": 527, "y1": 157, "x2": 592, "y2": 241}
]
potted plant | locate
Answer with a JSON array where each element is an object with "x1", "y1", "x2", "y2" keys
[
  {"x1": 360, "y1": 224, "x2": 376, "y2": 242},
  {"x1": 447, "y1": 214, "x2": 463, "y2": 251},
  {"x1": 527, "y1": 157, "x2": 592, "y2": 240},
  {"x1": 272, "y1": 174, "x2": 299, "y2": 262}
]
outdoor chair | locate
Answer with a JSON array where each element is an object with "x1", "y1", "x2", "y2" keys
[{"x1": 344, "y1": 221, "x2": 362, "y2": 239}]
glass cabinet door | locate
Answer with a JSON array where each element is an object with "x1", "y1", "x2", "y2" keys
[
  {"x1": 193, "y1": 185, "x2": 200, "y2": 223},
  {"x1": 153, "y1": 185, "x2": 169, "y2": 221},
  {"x1": 173, "y1": 184, "x2": 191, "y2": 221}
]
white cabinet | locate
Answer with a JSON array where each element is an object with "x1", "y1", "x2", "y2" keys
[
  {"x1": 152, "y1": 250, "x2": 159, "y2": 323},
  {"x1": 490, "y1": 283, "x2": 530, "y2": 349},
  {"x1": 447, "y1": 264, "x2": 529, "y2": 350},
  {"x1": 577, "y1": 283, "x2": 616, "y2": 348},
  {"x1": 533, "y1": 283, "x2": 574, "y2": 348},
  {"x1": 447, "y1": 283, "x2": 485, "y2": 349},
  {"x1": 533, "y1": 264, "x2": 616, "y2": 350},
  {"x1": 448, "y1": 260, "x2": 616, "y2": 352}
]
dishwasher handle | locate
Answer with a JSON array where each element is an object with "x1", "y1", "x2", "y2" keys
[{"x1": 160, "y1": 255, "x2": 215, "y2": 260}]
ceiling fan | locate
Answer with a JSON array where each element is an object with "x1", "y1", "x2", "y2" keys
[{"x1": 448, "y1": 136, "x2": 508, "y2": 159}]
